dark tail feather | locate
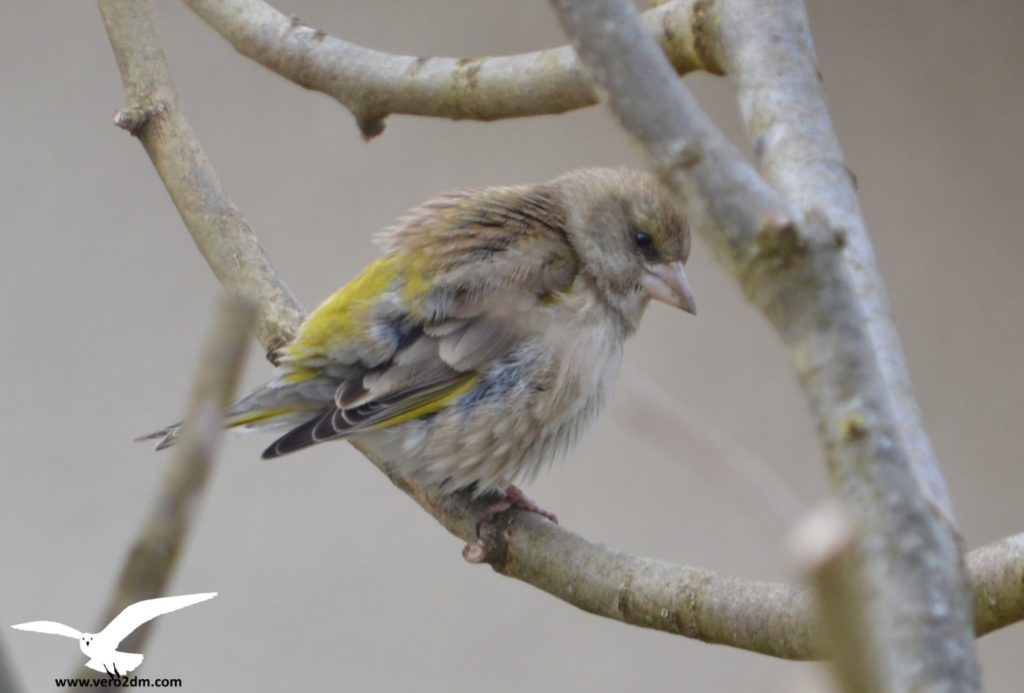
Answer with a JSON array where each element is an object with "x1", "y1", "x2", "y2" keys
[
  {"x1": 140, "y1": 407, "x2": 335, "y2": 458},
  {"x1": 261, "y1": 409, "x2": 339, "y2": 459},
  {"x1": 135, "y1": 424, "x2": 183, "y2": 451}
]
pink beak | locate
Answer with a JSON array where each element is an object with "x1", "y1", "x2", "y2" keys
[{"x1": 641, "y1": 261, "x2": 697, "y2": 315}]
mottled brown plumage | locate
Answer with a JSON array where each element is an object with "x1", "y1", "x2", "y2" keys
[{"x1": 142, "y1": 168, "x2": 695, "y2": 498}]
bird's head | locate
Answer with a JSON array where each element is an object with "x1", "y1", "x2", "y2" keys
[
  {"x1": 554, "y1": 167, "x2": 695, "y2": 332},
  {"x1": 81, "y1": 633, "x2": 94, "y2": 650}
]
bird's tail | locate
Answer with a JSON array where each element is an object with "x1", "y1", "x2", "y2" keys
[{"x1": 136, "y1": 377, "x2": 334, "y2": 451}]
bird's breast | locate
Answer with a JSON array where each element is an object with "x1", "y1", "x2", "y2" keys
[{"x1": 366, "y1": 305, "x2": 625, "y2": 495}]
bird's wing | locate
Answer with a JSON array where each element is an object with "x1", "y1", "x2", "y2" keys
[
  {"x1": 97, "y1": 593, "x2": 216, "y2": 648},
  {"x1": 10, "y1": 621, "x2": 82, "y2": 639},
  {"x1": 262, "y1": 184, "x2": 578, "y2": 458}
]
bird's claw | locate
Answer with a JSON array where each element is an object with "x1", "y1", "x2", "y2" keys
[
  {"x1": 474, "y1": 484, "x2": 558, "y2": 536},
  {"x1": 464, "y1": 486, "x2": 558, "y2": 564}
]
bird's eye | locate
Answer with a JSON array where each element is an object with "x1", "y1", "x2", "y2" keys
[{"x1": 632, "y1": 228, "x2": 660, "y2": 260}]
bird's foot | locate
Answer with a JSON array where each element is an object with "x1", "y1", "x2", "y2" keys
[
  {"x1": 464, "y1": 486, "x2": 558, "y2": 563},
  {"x1": 474, "y1": 485, "x2": 558, "y2": 536}
]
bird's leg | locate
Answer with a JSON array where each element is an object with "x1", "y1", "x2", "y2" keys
[
  {"x1": 475, "y1": 484, "x2": 558, "y2": 536},
  {"x1": 103, "y1": 664, "x2": 115, "y2": 680}
]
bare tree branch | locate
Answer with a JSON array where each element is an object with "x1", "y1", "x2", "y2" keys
[
  {"x1": 791, "y1": 503, "x2": 884, "y2": 693},
  {"x1": 100, "y1": 0, "x2": 303, "y2": 356},
  {"x1": 99, "y1": 0, "x2": 1024, "y2": 668},
  {"x1": 714, "y1": 0, "x2": 979, "y2": 686},
  {"x1": 80, "y1": 294, "x2": 255, "y2": 677},
  {"x1": 554, "y1": 1, "x2": 799, "y2": 269},
  {"x1": 180, "y1": 0, "x2": 722, "y2": 139},
  {"x1": 718, "y1": 0, "x2": 959, "y2": 504},
  {"x1": 549, "y1": 0, "x2": 979, "y2": 688},
  {"x1": 719, "y1": 0, "x2": 958, "y2": 575},
  {"x1": 971, "y1": 533, "x2": 1024, "y2": 637},
  {"x1": 391, "y1": 474, "x2": 823, "y2": 659}
]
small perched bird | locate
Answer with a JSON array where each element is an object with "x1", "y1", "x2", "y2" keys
[{"x1": 142, "y1": 168, "x2": 694, "y2": 518}]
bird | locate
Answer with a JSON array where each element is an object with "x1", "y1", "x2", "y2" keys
[
  {"x1": 140, "y1": 168, "x2": 695, "y2": 520},
  {"x1": 11, "y1": 592, "x2": 216, "y2": 677}
]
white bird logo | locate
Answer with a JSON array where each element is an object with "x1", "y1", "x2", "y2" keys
[{"x1": 11, "y1": 592, "x2": 216, "y2": 677}]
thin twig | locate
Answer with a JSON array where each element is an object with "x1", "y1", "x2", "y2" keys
[
  {"x1": 347, "y1": 470, "x2": 1024, "y2": 662},
  {"x1": 619, "y1": 365, "x2": 804, "y2": 535},
  {"x1": 77, "y1": 295, "x2": 255, "y2": 679},
  {"x1": 181, "y1": 0, "x2": 722, "y2": 139},
  {"x1": 100, "y1": 0, "x2": 303, "y2": 356},
  {"x1": 971, "y1": 533, "x2": 1024, "y2": 637},
  {"x1": 391, "y1": 475, "x2": 822, "y2": 658},
  {"x1": 99, "y1": 0, "x2": 1024, "y2": 664}
]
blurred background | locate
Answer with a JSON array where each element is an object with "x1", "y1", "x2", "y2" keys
[{"x1": 2, "y1": 1, "x2": 1022, "y2": 691}]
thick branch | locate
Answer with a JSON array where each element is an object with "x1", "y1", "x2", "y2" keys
[
  {"x1": 715, "y1": 0, "x2": 979, "y2": 687},
  {"x1": 181, "y1": 0, "x2": 722, "y2": 138},
  {"x1": 100, "y1": 0, "x2": 1023, "y2": 666},
  {"x1": 550, "y1": 0, "x2": 979, "y2": 688},
  {"x1": 80, "y1": 295, "x2": 255, "y2": 677},
  {"x1": 719, "y1": 0, "x2": 956, "y2": 545},
  {"x1": 551, "y1": 1, "x2": 798, "y2": 282}
]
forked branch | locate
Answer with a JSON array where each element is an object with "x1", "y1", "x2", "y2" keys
[
  {"x1": 550, "y1": 0, "x2": 978, "y2": 687},
  {"x1": 99, "y1": 0, "x2": 1022, "y2": 669}
]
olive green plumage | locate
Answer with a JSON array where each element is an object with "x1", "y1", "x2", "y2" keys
[{"x1": 141, "y1": 167, "x2": 695, "y2": 496}]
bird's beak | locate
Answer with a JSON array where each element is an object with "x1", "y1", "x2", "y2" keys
[{"x1": 641, "y1": 261, "x2": 697, "y2": 315}]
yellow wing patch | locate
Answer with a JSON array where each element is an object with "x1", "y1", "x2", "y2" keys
[
  {"x1": 227, "y1": 407, "x2": 302, "y2": 428},
  {"x1": 368, "y1": 373, "x2": 479, "y2": 431},
  {"x1": 284, "y1": 254, "x2": 427, "y2": 363}
]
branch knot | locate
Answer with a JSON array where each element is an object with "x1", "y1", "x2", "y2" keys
[{"x1": 112, "y1": 103, "x2": 166, "y2": 136}]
